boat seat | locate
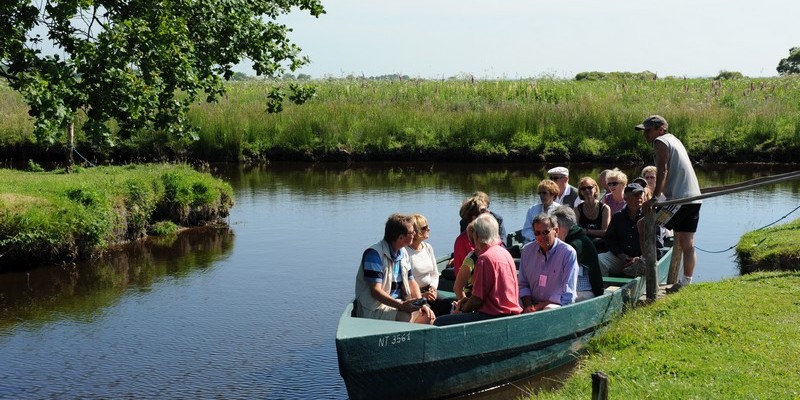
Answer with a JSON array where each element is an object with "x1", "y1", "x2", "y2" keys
[{"x1": 603, "y1": 276, "x2": 632, "y2": 285}]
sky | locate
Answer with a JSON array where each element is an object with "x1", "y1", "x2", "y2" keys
[{"x1": 260, "y1": 0, "x2": 800, "y2": 79}]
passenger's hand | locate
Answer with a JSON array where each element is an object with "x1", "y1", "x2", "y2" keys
[
  {"x1": 643, "y1": 198, "x2": 655, "y2": 214},
  {"x1": 522, "y1": 305, "x2": 536, "y2": 314},
  {"x1": 398, "y1": 299, "x2": 421, "y2": 313},
  {"x1": 420, "y1": 304, "x2": 434, "y2": 319},
  {"x1": 452, "y1": 299, "x2": 466, "y2": 314},
  {"x1": 423, "y1": 289, "x2": 437, "y2": 302},
  {"x1": 624, "y1": 256, "x2": 640, "y2": 267}
]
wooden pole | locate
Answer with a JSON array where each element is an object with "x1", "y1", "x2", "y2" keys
[
  {"x1": 667, "y1": 237, "x2": 683, "y2": 284},
  {"x1": 643, "y1": 212, "x2": 657, "y2": 300},
  {"x1": 656, "y1": 170, "x2": 800, "y2": 207},
  {"x1": 591, "y1": 371, "x2": 609, "y2": 400},
  {"x1": 649, "y1": 170, "x2": 800, "y2": 287}
]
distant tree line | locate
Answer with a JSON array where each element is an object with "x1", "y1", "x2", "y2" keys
[
  {"x1": 574, "y1": 70, "x2": 748, "y2": 81},
  {"x1": 574, "y1": 71, "x2": 658, "y2": 81}
]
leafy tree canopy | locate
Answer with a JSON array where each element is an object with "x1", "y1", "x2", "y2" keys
[
  {"x1": 0, "y1": 0, "x2": 324, "y2": 147},
  {"x1": 777, "y1": 47, "x2": 800, "y2": 75},
  {"x1": 574, "y1": 71, "x2": 657, "y2": 81},
  {"x1": 714, "y1": 70, "x2": 744, "y2": 80}
]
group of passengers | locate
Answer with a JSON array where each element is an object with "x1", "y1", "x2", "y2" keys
[
  {"x1": 353, "y1": 165, "x2": 665, "y2": 326},
  {"x1": 355, "y1": 115, "x2": 701, "y2": 326}
]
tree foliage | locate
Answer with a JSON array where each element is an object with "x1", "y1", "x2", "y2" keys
[
  {"x1": 777, "y1": 47, "x2": 800, "y2": 76},
  {"x1": 574, "y1": 71, "x2": 657, "y2": 81},
  {"x1": 0, "y1": 0, "x2": 324, "y2": 146},
  {"x1": 714, "y1": 70, "x2": 744, "y2": 80}
]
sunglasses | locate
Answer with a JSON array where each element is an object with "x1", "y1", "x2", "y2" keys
[
  {"x1": 538, "y1": 191, "x2": 552, "y2": 196},
  {"x1": 579, "y1": 186, "x2": 594, "y2": 191},
  {"x1": 608, "y1": 182, "x2": 622, "y2": 187},
  {"x1": 534, "y1": 229, "x2": 552, "y2": 236},
  {"x1": 420, "y1": 226, "x2": 430, "y2": 232},
  {"x1": 549, "y1": 176, "x2": 565, "y2": 181}
]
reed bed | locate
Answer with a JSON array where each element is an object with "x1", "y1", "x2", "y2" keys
[
  {"x1": 189, "y1": 77, "x2": 800, "y2": 162},
  {"x1": 3, "y1": 77, "x2": 800, "y2": 162}
]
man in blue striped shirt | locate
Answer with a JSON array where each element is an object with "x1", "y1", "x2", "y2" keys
[
  {"x1": 518, "y1": 213, "x2": 579, "y2": 312},
  {"x1": 355, "y1": 213, "x2": 430, "y2": 321}
]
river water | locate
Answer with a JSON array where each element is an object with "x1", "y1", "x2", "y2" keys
[{"x1": 1, "y1": 163, "x2": 798, "y2": 399}]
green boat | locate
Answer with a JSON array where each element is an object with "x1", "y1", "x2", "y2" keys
[{"x1": 337, "y1": 243, "x2": 673, "y2": 399}]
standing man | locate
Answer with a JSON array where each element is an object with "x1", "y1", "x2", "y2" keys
[
  {"x1": 435, "y1": 214, "x2": 522, "y2": 326},
  {"x1": 547, "y1": 166, "x2": 580, "y2": 207},
  {"x1": 518, "y1": 213, "x2": 579, "y2": 312},
  {"x1": 636, "y1": 115, "x2": 702, "y2": 292},
  {"x1": 355, "y1": 213, "x2": 431, "y2": 321},
  {"x1": 598, "y1": 169, "x2": 612, "y2": 199}
]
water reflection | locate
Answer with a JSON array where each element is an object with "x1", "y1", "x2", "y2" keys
[
  {"x1": 219, "y1": 162, "x2": 800, "y2": 199},
  {"x1": 0, "y1": 226, "x2": 233, "y2": 332},
  {"x1": 0, "y1": 163, "x2": 798, "y2": 399}
]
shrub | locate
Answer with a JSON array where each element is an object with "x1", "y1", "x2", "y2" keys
[{"x1": 715, "y1": 70, "x2": 744, "y2": 80}]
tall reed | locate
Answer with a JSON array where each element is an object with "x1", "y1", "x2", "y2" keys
[{"x1": 3, "y1": 77, "x2": 800, "y2": 162}]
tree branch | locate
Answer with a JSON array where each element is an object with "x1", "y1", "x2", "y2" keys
[{"x1": 0, "y1": 68, "x2": 19, "y2": 82}]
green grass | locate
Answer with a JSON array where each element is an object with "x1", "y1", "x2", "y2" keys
[
  {"x1": 736, "y1": 218, "x2": 800, "y2": 273},
  {"x1": 192, "y1": 77, "x2": 800, "y2": 162},
  {"x1": 530, "y1": 271, "x2": 800, "y2": 399},
  {"x1": 3, "y1": 77, "x2": 800, "y2": 163},
  {"x1": 0, "y1": 164, "x2": 233, "y2": 267}
]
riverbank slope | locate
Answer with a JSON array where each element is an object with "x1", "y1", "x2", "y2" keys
[
  {"x1": 0, "y1": 164, "x2": 233, "y2": 270},
  {"x1": 528, "y1": 271, "x2": 800, "y2": 399},
  {"x1": 736, "y1": 217, "x2": 800, "y2": 274}
]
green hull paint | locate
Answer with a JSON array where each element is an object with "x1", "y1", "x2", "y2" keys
[{"x1": 337, "y1": 247, "x2": 672, "y2": 399}]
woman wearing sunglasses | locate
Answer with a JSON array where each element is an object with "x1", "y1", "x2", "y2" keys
[
  {"x1": 574, "y1": 177, "x2": 611, "y2": 252},
  {"x1": 521, "y1": 179, "x2": 560, "y2": 244},
  {"x1": 407, "y1": 214, "x2": 452, "y2": 316},
  {"x1": 601, "y1": 169, "x2": 627, "y2": 215}
]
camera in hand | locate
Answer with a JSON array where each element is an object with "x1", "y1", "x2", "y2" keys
[{"x1": 411, "y1": 298, "x2": 427, "y2": 307}]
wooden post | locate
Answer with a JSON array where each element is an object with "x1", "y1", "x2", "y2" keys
[
  {"x1": 591, "y1": 371, "x2": 609, "y2": 400},
  {"x1": 643, "y1": 212, "x2": 657, "y2": 300},
  {"x1": 667, "y1": 236, "x2": 683, "y2": 284}
]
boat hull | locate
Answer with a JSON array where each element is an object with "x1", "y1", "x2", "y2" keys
[{"x1": 337, "y1": 247, "x2": 672, "y2": 399}]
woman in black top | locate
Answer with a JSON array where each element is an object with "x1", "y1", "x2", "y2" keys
[{"x1": 574, "y1": 176, "x2": 611, "y2": 253}]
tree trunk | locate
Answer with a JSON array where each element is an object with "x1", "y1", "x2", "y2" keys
[{"x1": 66, "y1": 122, "x2": 74, "y2": 173}]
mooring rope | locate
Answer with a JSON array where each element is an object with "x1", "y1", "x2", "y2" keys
[
  {"x1": 72, "y1": 147, "x2": 96, "y2": 167},
  {"x1": 695, "y1": 203, "x2": 800, "y2": 254},
  {"x1": 661, "y1": 171, "x2": 800, "y2": 254}
]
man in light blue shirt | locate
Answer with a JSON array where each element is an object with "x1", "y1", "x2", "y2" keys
[{"x1": 519, "y1": 213, "x2": 579, "y2": 312}]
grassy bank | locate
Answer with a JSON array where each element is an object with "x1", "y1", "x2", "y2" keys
[
  {"x1": 0, "y1": 164, "x2": 233, "y2": 269},
  {"x1": 736, "y1": 217, "x2": 800, "y2": 274},
  {"x1": 3, "y1": 77, "x2": 800, "y2": 163},
  {"x1": 529, "y1": 271, "x2": 800, "y2": 399}
]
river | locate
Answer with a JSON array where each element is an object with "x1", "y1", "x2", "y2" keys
[{"x1": 1, "y1": 162, "x2": 798, "y2": 399}]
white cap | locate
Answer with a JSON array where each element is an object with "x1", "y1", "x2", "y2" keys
[{"x1": 547, "y1": 166, "x2": 569, "y2": 177}]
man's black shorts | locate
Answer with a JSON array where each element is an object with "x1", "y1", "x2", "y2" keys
[{"x1": 655, "y1": 203, "x2": 701, "y2": 233}]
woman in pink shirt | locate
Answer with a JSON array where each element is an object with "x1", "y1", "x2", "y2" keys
[
  {"x1": 452, "y1": 196, "x2": 488, "y2": 276},
  {"x1": 436, "y1": 214, "x2": 522, "y2": 326}
]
